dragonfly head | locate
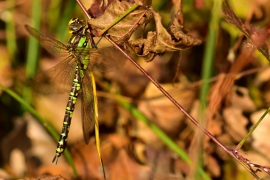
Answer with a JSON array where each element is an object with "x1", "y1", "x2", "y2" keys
[{"x1": 68, "y1": 18, "x2": 86, "y2": 34}]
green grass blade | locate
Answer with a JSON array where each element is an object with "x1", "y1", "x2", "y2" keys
[
  {"x1": 6, "y1": 0, "x2": 17, "y2": 66},
  {"x1": 196, "y1": 0, "x2": 222, "y2": 178},
  {"x1": 24, "y1": 0, "x2": 42, "y2": 107},
  {"x1": 0, "y1": 84, "x2": 78, "y2": 177},
  {"x1": 100, "y1": 4, "x2": 139, "y2": 35},
  {"x1": 119, "y1": 99, "x2": 211, "y2": 180},
  {"x1": 236, "y1": 107, "x2": 270, "y2": 150},
  {"x1": 55, "y1": 0, "x2": 77, "y2": 42},
  {"x1": 25, "y1": 0, "x2": 41, "y2": 79},
  {"x1": 200, "y1": 0, "x2": 222, "y2": 111}
]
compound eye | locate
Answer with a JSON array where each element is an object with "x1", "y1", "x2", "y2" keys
[
  {"x1": 76, "y1": 19, "x2": 86, "y2": 27},
  {"x1": 68, "y1": 18, "x2": 78, "y2": 26},
  {"x1": 68, "y1": 18, "x2": 85, "y2": 34},
  {"x1": 70, "y1": 17, "x2": 77, "y2": 22},
  {"x1": 69, "y1": 24, "x2": 80, "y2": 33}
]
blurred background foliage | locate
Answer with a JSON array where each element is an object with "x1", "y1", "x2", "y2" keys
[{"x1": 0, "y1": 0, "x2": 270, "y2": 179}]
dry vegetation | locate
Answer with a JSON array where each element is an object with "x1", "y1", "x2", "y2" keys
[{"x1": 0, "y1": 0, "x2": 270, "y2": 179}]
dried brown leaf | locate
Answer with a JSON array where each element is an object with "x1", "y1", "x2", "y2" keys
[
  {"x1": 205, "y1": 155, "x2": 221, "y2": 177},
  {"x1": 148, "y1": 148, "x2": 185, "y2": 179},
  {"x1": 137, "y1": 82, "x2": 196, "y2": 142},
  {"x1": 223, "y1": 87, "x2": 255, "y2": 141},
  {"x1": 109, "y1": 149, "x2": 151, "y2": 180},
  {"x1": 22, "y1": 175, "x2": 67, "y2": 180},
  {"x1": 88, "y1": 0, "x2": 115, "y2": 18},
  {"x1": 230, "y1": 86, "x2": 256, "y2": 112},
  {"x1": 206, "y1": 116, "x2": 223, "y2": 136},
  {"x1": 71, "y1": 135, "x2": 131, "y2": 179},
  {"x1": 88, "y1": 1, "x2": 201, "y2": 62},
  {"x1": 37, "y1": 167, "x2": 71, "y2": 180},
  {"x1": 88, "y1": 0, "x2": 153, "y2": 44},
  {"x1": 71, "y1": 139, "x2": 107, "y2": 179},
  {"x1": 223, "y1": 108, "x2": 248, "y2": 142},
  {"x1": 126, "y1": 11, "x2": 202, "y2": 62},
  {"x1": 88, "y1": 0, "x2": 151, "y2": 18}
]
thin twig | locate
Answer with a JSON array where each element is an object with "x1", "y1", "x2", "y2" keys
[
  {"x1": 105, "y1": 35, "x2": 231, "y2": 154},
  {"x1": 76, "y1": 0, "x2": 270, "y2": 178}
]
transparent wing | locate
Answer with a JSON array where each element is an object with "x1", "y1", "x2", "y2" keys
[
  {"x1": 78, "y1": 46, "x2": 127, "y2": 142},
  {"x1": 25, "y1": 25, "x2": 92, "y2": 59},
  {"x1": 25, "y1": 25, "x2": 70, "y2": 57},
  {"x1": 81, "y1": 71, "x2": 95, "y2": 144},
  {"x1": 88, "y1": 47, "x2": 127, "y2": 72},
  {"x1": 31, "y1": 56, "x2": 77, "y2": 94}
]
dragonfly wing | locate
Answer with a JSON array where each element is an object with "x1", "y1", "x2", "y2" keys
[
  {"x1": 25, "y1": 25, "x2": 70, "y2": 57},
  {"x1": 89, "y1": 47, "x2": 127, "y2": 72},
  {"x1": 81, "y1": 71, "x2": 95, "y2": 144},
  {"x1": 32, "y1": 56, "x2": 76, "y2": 94}
]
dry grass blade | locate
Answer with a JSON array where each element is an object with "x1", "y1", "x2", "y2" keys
[
  {"x1": 207, "y1": 45, "x2": 255, "y2": 120},
  {"x1": 222, "y1": 0, "x2": 270, "y2": 61}
]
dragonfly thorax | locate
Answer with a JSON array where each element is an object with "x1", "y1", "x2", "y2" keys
[{"x1": 67, "y1": 18, "x2": 89, "y2": 49}]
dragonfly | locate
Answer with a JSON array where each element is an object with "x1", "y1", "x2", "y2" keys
[{"x1": 25, "y1": 18, "x2": 126, "y2": 163}]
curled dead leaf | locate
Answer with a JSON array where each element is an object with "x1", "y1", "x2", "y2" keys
[
  {"x1": 88, "y1": 0, "x2": 153, "y2": 44},
  {"x1": 125, "y1": 11, "x2": 202, "y2": 62},
  {"x1": 88, "y1": 1, "x2": 201, "y2": 62}
]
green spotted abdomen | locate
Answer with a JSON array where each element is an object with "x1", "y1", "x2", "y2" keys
[{"x1": 52, "y1": 65, "x2": 83, "y2": 163}]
